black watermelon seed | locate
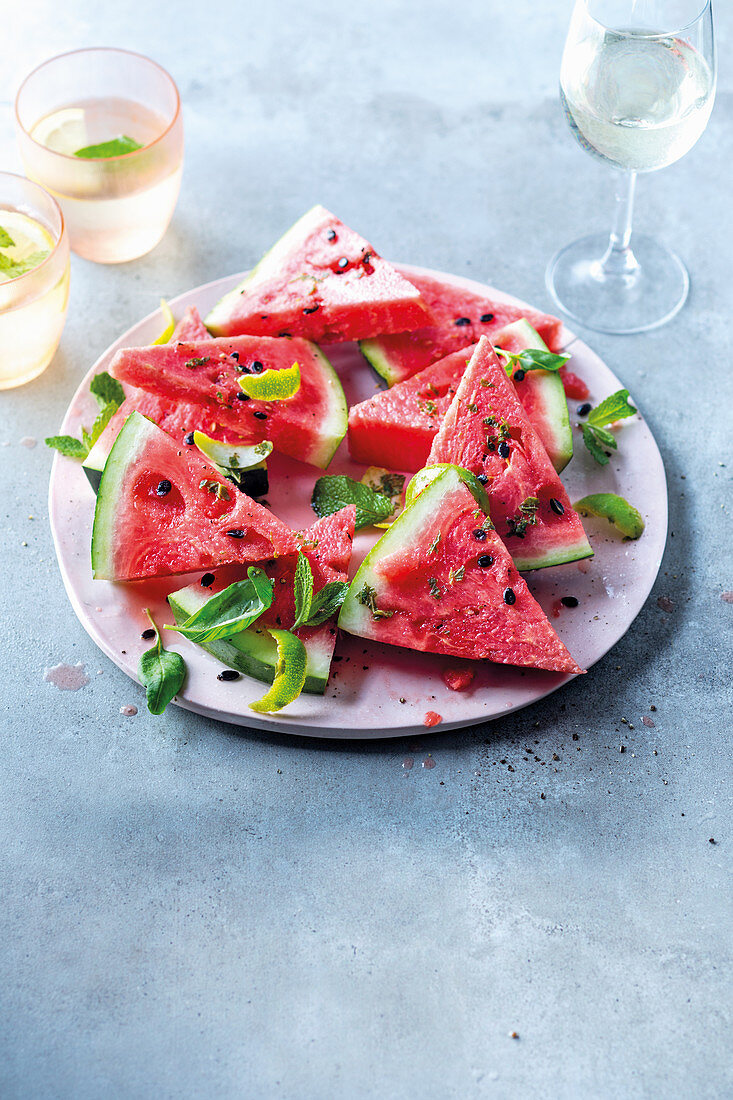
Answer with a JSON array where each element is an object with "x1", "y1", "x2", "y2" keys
[
  {"x1": 561, "y1": 596, "x2": 579, "y2": 608},
  {"x1": 217, "y1": 669, "x2": 240, "y2": 681},
  {"x1": 226, "y1": 529, "x2": 246, "y2": 538},
  {"x1": 337, "y1": 257, "x2": 349, "y2": 269},
  {"x1": 478, "y1": 554, "x2": 494, "y2": 568},
  {"x1": 577, "y1": 402, "x2": 591, "y2": 416},
  {"x1": 550, "y1": 497, "x2": 565, "y2": 515},
  {"x1": 236, "y1": 391, "x2": 250, "y2": 401},
  {"x1": 454, "y1": 316, "x2": 471, "y2": 326},
  {"x1": 252, "y1": 361, "x2": 264, "y2": 372},
  {"x1": 200, "y1": 573, "x2": 215, "y2": 587},
  {"x1": 141, "y1": 628, "x2": 156, "y2": 640},
  {"x1": 303, "y1": 305, "x2": 319, "y2": 314},
  {"x1": 230, "y1": 351, "x2": 239, "y2": 361},
  {"x1": 480, "y1": 313, "x2": 494, "y2": 323},
  {"x1": 253, "y1": 410, "x2": 268, "y2": 420},
  {"x1": 477, "y1": 473, "x2": 489, "y2": 484},
  {"x1": 184, "y1": 431, "x2": 195, "y2": 445},
  {"x1": 327, "y1": 229, "x2": 337, "y2": 241},
  {"x1": 156, "y1": 479, "x2": 172, "y2": 496},
  {"x1": 503, "y1": 587, "x2": 516, "y2": 605},
  {"x1": 513, "y1": 369, "x2": 526, "y2": 382},
  {"x1": 498, "y1": 441, "x2": 511, "y2": 458},
  {"x1": 473, "y1": 528, "x2": 488, "y2": 541}
]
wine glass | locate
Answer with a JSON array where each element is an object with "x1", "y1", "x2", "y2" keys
[{"x1": 546, "y1": 0, "x2": 716, "y2": 334}]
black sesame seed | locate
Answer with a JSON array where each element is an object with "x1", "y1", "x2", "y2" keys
[
  {"x1": 141, "y1": 628, "x2": 156, "y2": 640},
  {"x1": 337, "y1": 257, "x2": 349, "y2": 269},
  {"x1": 478, "y1": 554, "x2": 494, "y2": 568},
  {"x1": 577, "y1": 402, "x2": 591, "y2": 416},
  {"x1": 156, "y1": 479, "x2": 172, "y2": 496},
  {"x1": 477, "y1": 473, "x2": 489, "y2": 484},
  {"x1": 473, "y1": 528, "x2": 488, "y2": 541},
  {"x1": 236, "y1": 391, "x2": 250, "y2": 401},
  {"x1": 200, "y1": 573, "x2": 215, "y2": 587},
  {"x1": 302, "y1": 305, "x2": 319, "y2": 314},
  {"x1": 513, "y1": 369, "x2": 526, "y2": 382},
  {"x1": 503, "y1": 587, "x2": 516, "y2": 605},
  {"x1": 217, "y1": 669, "x2": 240, "y2": 682},
  {"x1": 327, "y1": 229, "x2": 337, "y2": 241},
  {"x1": 480, "y1": 313, "x2": 494, "y2": 323},
  {"x1": 226, "y1": 529, "x2": 246, "y2": 538},
  {"x1": 498, "y1": 441, "x2": 511, "y2": 458},
  {"x1": 550, "y1": 497, "x2": 565, "y2": 515},
  {"x1": 561, "y1": 596, "x2": 579, "y2": 608},
  {"x1": 184, "y1": 432, "x2": 195, "y2": 445},
  {"x1": 454, "y1": 316, "x2": 471, "y2": 326},
  {"x1": 252, "y1": 361, "x2": 264, "y2": 372},
  {"x1": 230, "y1": 351, "x2": 239, "y2": 361},
  {"x1": 253, "y1": 410, "x2": 268, "y2": 420}
]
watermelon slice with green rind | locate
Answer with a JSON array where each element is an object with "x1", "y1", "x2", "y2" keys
[
  {"x1": 109, "y1": 334, "x2": 347, "y2": 469},
  {"x1": 91, "y1": 412, "x2": 299, "y2": 581},
  {"x1": 359, "y1": 268, "x2": 564, "y2": 386},
  {"x1": 338, "y1": 465, "x2": 583, "y2": 674},
  {"x1": 168, "y1": 507, "x2": 355, "y2": 694},
  {"x1": 205, "y1": 205, "x2": 427, "y2": 343},
  {"x1": 427, "y1": 337, "x2": 592, "y2": 571}
]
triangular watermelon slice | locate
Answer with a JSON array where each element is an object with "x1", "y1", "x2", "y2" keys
[
  {"x1": 426, "y1": 337, "x2": 592, "y2": 571},
  {"x1": 109, "y1": 334, "x2": 347, "y2": 468},
  {"x1": 91, "y1": 412, "x2": 299, "y2": 581},
  {"x1": 359, "y1": 269, "x2": 564, "y2": 386},
  {"x1": 338, "y1": 465, "x2": 583, "y2": 674},
  {"x1": 204, "y1": 205, "x2": 427, "y2": 343},
  {"x1": 168, "y1": 507, "x2": 356, "y2": 694},
  {"x1": 171, "y1": 305, "x2": 209, "y2": 341}
]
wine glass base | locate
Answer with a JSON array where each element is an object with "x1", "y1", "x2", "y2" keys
[{"x1": 546, "y1": 233, "x2": 689, "y2": 335}]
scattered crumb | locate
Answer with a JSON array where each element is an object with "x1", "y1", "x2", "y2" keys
[
  {"x1": 20, "y1": 436, "x2": 37, "y2": 449},
  {"x1": 657, "y1": 596, "x2": 674, "y2": 612},
  {"x1": 721, "y1": 592, "x2": 733, "y2": 603},
  {"x1": 642, "y1": 715, "x2": 655, "y2": 727},
  {"x1": 119, "y1": 704, "x2": 138, "y2": 716}
]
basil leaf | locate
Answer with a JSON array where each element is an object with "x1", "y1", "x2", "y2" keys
[
  {"x1": 90, "y1": 371, "x2": 125, "y2": 410},
  {"x1": 311, "y1": 474, "x2": 394, "y2": 530},
  {"x1": 45, "y1": 435, "x2": 89, "y2": 458},
  {"x1": 0, "y1": 228, "x2": 15, "y2": 248},
  {"x1": 138, "y1": 610, "x2": 186, "y2": 715},
  {"x1": 291, "y1": 553, "x2": 314, "y2": 630},
  {"x1": 581, "y1": 423, "x2": 610, "y2": 466},
  {"x1": 587, "y1": 388, "x2": 637, "y2": 427},
  {"x1": 515, "y1": 349, "x2": 570, "y2": 372},
  {"x1": 305, "y1": 581, "x2": 349, "y2": 626},
  {"x1": 74, "y1": 135, "x2": 143, "y2": 159},
  {"x1": 169, "y1": 567, "x2": 273, "y2": 642}
]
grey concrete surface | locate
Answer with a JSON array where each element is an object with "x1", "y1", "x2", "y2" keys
[{"x1": 2, "y1": 2, "x2": 731, "y2": 1097}]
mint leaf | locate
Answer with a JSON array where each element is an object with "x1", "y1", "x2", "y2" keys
[
  {"x1": 138, "y1": 610, "x2": 186, "y2": 715},
  {"x1": 89, "y1": 401, "x2": 119, "y2": 447},
  {"x1": 90, "y1": 371, "x2": 125, "y2": 410},
  {"x1": 74, "y1": 135, "x2": 143, "y2": 159},
  {"x1": 581, "y1": 424, "x2": 610, "y2": 466},
  {"x1": 312, "y1": 474, "x2": 394, "y2": 530},
  {"x1": 587, "y1": 389, "x2": 637, "y2": 427},
  {"x1": 0, "y1": 249, "x2": 49, "y2": 278},
  {"x1": 515, "y1": 349, "x2": 570, "y2": 372},
  {"x1": 306, "y1": 581, "x2": 349, "y2": 626},
  {"x1": 45, "y1": 435, "x2": 89, "y2": 458},
  {"x1": 0, "y1": 228, "x2": 15, "y2": 248},
  {"x1": 291, "y1": 553, "x2": 314, "y2": 630},
  {"x1": 168, "y1": 567, "x2": 273, "y2": 643}
]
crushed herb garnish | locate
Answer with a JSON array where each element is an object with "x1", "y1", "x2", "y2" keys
[{"x1": 357, "y1": 583, "x2": 394, "y2": 619}]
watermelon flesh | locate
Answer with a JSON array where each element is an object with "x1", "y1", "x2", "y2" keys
[
  {"x1": 168, "y1": 507, "x2": 356, "y2": 694},
  {"x1": 109, "y1": 334, "x2": 347, "y2": 469},
  {"x1": 427, "y1": 337, "x2": 592, "y2": 571},
  {"x1": 338, "y1": 465, "x2": 583, "y2": 675},
  {"x1": 204, "y1": 205, "x2": 427, "y2": 343},
  {"x1": 91, "y1": 412, "x2": 299, "y2": 581},
  {"x1": 359, "y1": 268, "x2": 564, "y2": 386},
  {"x1": 170, "y1": 305, "x2": 209, "y2": 341}
]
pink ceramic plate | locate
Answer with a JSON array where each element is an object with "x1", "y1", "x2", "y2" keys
[{"x1": 48, "y1": 265, "x2": 667, "y2": 738}]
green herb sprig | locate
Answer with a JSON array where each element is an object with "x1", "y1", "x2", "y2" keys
[
  {"x1": 291, "y1": 552, "x2": 349, "y2": 630},
  {"x1": 46, "y1": 371, "x2": 125, "y2": 459},
  {"x1": 167, "y1": 568, "x2": 273, "y2": 643},
  {"x1": 495, "y1": 347, "x2": 570, "y2": 379},
  {"x1": 311, "y1": 474, "x2": 394, "y2": 530},
  {"x1": 581, "y1": 389, "x2": 638, "y2": 466},
  {"x1": 138, "y1": 609, "x2": 186, "y2": 715}
]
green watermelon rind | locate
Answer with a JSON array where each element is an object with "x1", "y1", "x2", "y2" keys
[
  {"x1": 167, "y1": 584, "x2": 333, "y2": 695},
  {"x1": 359, "y1": 338, "x2": 400, "y2": 387},
  {"x1": 304, "y1": 344, "x2": 349, "y2": 467},
  {"x1": 91, "y1": 412, "x2": 151, "y2": 580},
  {"x1": 492, "y1": 318, "x2": 573, "y2": 474},
  {"x1": 204, "y1": 206, "x2": 327, "y2": 335}
]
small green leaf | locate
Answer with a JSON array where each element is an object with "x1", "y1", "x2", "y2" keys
[
  {"x1": 45, "y1": 435, "x2": 89, "y2": 459},
  {"x1": 587, "y1": 388, "x2": 637, "y2": 427},
  {"x1": 169, "y1": 568, "x2": 273, "y2": 643},
  {"x1": 89, "y1": 401, "x2": 119, "y2": 446},
  {"x1": 515, "y1": 349, "x2": 570, "y2": 372},
  {"x1": 312, "y1": 474, "x2": 393, "y2": 530},
  {"x1": 305, "y1": 581, "x2": 349, "y2": 626},
  {"x1": 238, "y1": 361, "x2": 301, "y2": 401},
  {"x1": 574, "y1": 493, "x2": 645, "y2": 540},
  {"x1": 0, "y1": 249, "x2": 49, "y2": 278},
  {"x1": 74, "y1": 135, "x2": 143, "y2": 159},
  {"x1": 0, "y1": 228, "x2": 15, "y2": 248},
  {"x1": 591, "y1": 425, "x2": 617, "y2": 449},
  {"x1": 291, "y1": 553, "x2": 314, "y2": 630},
  {"x1": 581, "y1": 423, "x2": 610, "y2": 466},
  {"x1": 138, "y1": 610, "x2": 186, "y2": 715},
  {"x1": 249, "y1": 629, "x2": 307, "y2": 713},
  {"x1": 89, "y1": 371, "x2": 125, "y2": 410}
]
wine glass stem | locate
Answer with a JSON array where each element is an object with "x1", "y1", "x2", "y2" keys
[{"x1": 599, "y1": 170, "x2": 639, "y2": 281}]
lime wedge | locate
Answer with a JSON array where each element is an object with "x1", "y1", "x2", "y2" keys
[
  {"x1": 193, "y1": 432, "x2": 272, "y2": 471},
  {"x1": 249, "y1": 629, "x2": 307, "y2": 712},
  {"x1": 239, "y1": 362, "x2": 301, "y2": 401},
  {"x1": 574, "y1": 493, "x2": 645, "y2": 540},
  {"x1": 152, "y1": 299, "x2": 176, "y2": 344}
]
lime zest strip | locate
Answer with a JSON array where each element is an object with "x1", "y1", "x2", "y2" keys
[
  {"x1": 249, "y1": 628, "x2": 307, "y2": 712},
  {"x1": 238, "y1": 362, "x2": 301, "y2": 401},
  {"x1": 574, "y1": 493, "x2": 645, "y2": 540},
  {"x1": 152, "y1": 299, "x2": 176, "y2": 344}
]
